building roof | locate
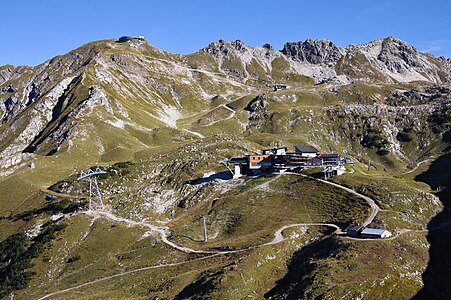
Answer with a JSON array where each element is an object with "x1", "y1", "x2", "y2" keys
[
  {"x1": 320, "y1": 153, "x2": 339, "y2": 158},
  {"x1": 361, "y1": 228, "x2": 389, "y2": 235},
  {"x1": 229, "y1": 157, "x2": 247, "y2": 164},
  {"x1": 346, "y1": 224, "x2": 365, "y2": 232},
  {"x1": 294, "y1": 145, "x2": 319, "y2": 153}
]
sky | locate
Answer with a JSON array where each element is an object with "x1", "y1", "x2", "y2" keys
[{"x1": 1, "y1": 0, "x2": 450, "y2": 66}]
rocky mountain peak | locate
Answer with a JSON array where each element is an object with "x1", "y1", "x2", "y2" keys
[
  {"x1": 201, "y1": 39, "x2": 248, "y2": 57},
  {"x1": 281, "y1": 39, "x2": 343, "y2": 64},
  {"x1": 377, "y1": 36, "x2": 422, "y2": 72}
]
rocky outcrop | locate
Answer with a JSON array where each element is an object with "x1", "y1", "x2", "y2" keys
[
  {"x1": 201, "y1": 39, "x2": 249, "y2": 57},
  {"x1": 281, "y1": 39, "x2": 344, "y2": 64},
  {"x1": 385, "y1": 85, "x2": 451, "y2": 106},
  {"x1": 245, "y1": 95, "x2": 269, "y2": 130},
  {"x1": 377, "y1": 36, "x2": 422, "y2": 72}
]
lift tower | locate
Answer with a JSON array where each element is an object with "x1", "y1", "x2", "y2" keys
[{"x1": 78, "y1": 167, "x2": 107, "y2": 210}]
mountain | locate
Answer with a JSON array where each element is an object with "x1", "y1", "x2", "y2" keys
[{"x1": 0, "y1": 36, "x2": 450, "y2": 299}]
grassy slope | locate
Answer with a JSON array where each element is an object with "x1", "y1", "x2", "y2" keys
[{"x1": 170, "y1": 175, "x2": 367, "y2": 250}]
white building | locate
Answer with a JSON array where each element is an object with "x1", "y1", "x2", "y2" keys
[
  {"x1": 360, "y1": 228, "x2": 392, "y2": 239},
  {"x1": 294, "y1": 145, "x2": 320, "y2": 158},
  {"x1": 262, "y1": 147, "x2": 287, "y2": 155}
]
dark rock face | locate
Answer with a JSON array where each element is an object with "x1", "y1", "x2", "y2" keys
[
  {"x1": 245, "y1": 95, "x2": 269, "y2": 130},
  {"x1": 263, "y1": 43, "x2": 273, "y2": 50},
  {"x1": 231, "y1": 39, "x2": 245, "y2": 51},
  {"x1": 202, "y1": 39, "x2": 247, "y2": 57},
  {"x1": 0, "y1": 85, "x2": 17, "y2": 93},
  {"x1": 245, "y1": 94, "x2": 267, "y2": 113},
  {"x1": 385, "y1": 85, "x2": 450, "y2": 106},
  {"x1": 2, "y1": 95, "x2": 19, "y2": 123},
  {"x1": 377, "y1": 37, "x2": 421, "y2": 72},
  {"x1": 281, "y1": 39, "x2": 343, "y2": 64}
]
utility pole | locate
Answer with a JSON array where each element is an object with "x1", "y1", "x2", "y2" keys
[{"x1": 203, "y1": 216, "x2": 208, "y2": 242}]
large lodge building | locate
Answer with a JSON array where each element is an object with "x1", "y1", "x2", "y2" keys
[{"x1": 228, "y1": 145, "x2": 351, "y2": 178}]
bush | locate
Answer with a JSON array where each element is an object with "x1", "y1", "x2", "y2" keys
[
  {"x1": 362, "y1": 129, "x2": 389, "y2": 149},
  {"x1": 377, "y1": 149, "x2": 390, "y2": 156},
  {"x1": 397, "y1": 131, "x2": 415, "y2": 142}
]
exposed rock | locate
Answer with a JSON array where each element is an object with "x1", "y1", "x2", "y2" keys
[
  {"x1": 0, "y1": 66, "x2": 16, "y2": 84},
  {"x1": 281, "y1": 39, "x2": 344, "y2": 64},
  {"x1": 201, "y1": 39, "x2": 231, "y2": 57},
  {"x1": 231, "y1": 39, "x2": 245, "y2": 51},
  {"x1": 245, "y1": 95, "x2": 269, "y2": 130},
  {"x1": 2, "y1": 95, "x2": 20, "y2": 123},
  {"x1": 0, "y1": 85, "x2": 17, "y2": 93},
  {"x1": 377, "y1": 36, "x2": 421, "y2": 72},
  {"x1": 263, "y1": 43, "x2": 273, "y2": 50}
]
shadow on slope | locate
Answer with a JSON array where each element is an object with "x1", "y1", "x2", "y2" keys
[
  {"x1": 264, "y1": 236, "x2": 339, "y2": 299},
  {"x1": 190, "y1": 171, "x2": 233, "y2": 185},
  {"x1": 413, "y1": 131, "x2": 451, "y2": 299}
]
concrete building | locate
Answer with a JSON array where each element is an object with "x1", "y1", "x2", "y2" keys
[
  {"x1": 247, "y1": 154, "x2": 272, "y2": 174},
  {"x1": 225, "y1": 145, "x2": 348, "y2": 178},
  {"x1": 319, "y1": 153, "x2": 340, "y2": 165},
  {"x1": 118, "y1": 36, "x2": 145, "y2": 42},
  {"x1": 228, "y1": 157, "x2": 247, "y2": 178}
]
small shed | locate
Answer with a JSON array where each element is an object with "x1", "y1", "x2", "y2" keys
[
  {"x1": 346, "y1": 224, "x2": 365, "y2": 237},
  {"x1": 273, "y1": 84, "x2": 288, "y2": 91},
  {"x1": 360, "y1": 228, "x2": 392, "y2": 239}
]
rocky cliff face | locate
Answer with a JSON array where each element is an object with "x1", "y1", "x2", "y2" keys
[
  {"x1": 201, "y1": 37, "x2": 450, "y2": 84},
  {"x1": 377, "y1": 36, "x2": 422, "y2": 71},
  {"x1": 281, "y1": 39, "x2": 344, "y2": 64}
]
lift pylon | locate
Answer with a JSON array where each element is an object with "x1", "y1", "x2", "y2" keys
[{"x1": 78, "y1": 167, "x2": 107, "y2": 210}]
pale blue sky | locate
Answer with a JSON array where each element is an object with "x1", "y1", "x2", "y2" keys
[{"x1": 1, "y1": 0, "x2": 450, "y2": 66}]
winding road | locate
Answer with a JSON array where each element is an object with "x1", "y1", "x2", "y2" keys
[
  {"x1": 37, "y1": 221, "x2": 337, "y2": 300},
  {"x1": 37, "y1": 172, "x2": 382, "y2": 299}
]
